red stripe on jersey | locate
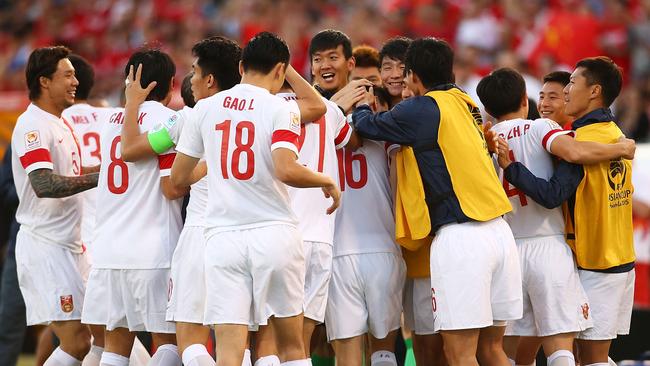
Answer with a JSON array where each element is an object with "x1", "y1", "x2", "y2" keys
[
  {"x1": 542, "y1": 129, "x2": 573, "y2": 151},
  {"x1": 334, "y1": 123, "x2": 351, "y2": 146},
  {"x1": 272, "y1": 130, "x2": 299, "y2": 146},
  {"x1": 20, "y1": 148, "x2": 52, "y2": 168},
  {"x1": 158, "y1": 153, "x2": 176, "y2": 170}
]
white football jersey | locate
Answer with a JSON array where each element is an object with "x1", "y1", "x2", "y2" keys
[
  {"x1": 333, "y1": 140, "x2": 401, "y2": 257},
  {"x1": 11, "y1": 103, "x2": 83, "y2": 252},
  {"x1": 62, "y1": 103, "x2": 105, "y2": 247},
  {"x1": 176, "y1": 84, "x2": 301, "y2": 234},
  {"x1": 278, "y1": 93, "x2": 352, "y2": 245},
  {"x1": 491, "y1": 118, "x2": 572, "y2": 239},
  {"x1": 92, "y1": 101, "x2": 182, "y2": 269},
  {"x1": 149, "y1": 106, "x2": 207, "y2": 227}
]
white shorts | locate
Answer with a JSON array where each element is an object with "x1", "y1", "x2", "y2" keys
[
  {"x1": 403, "y1": 277, "x2": 436, "y2": 335},
  {"x1": 15, "y1": 229, "x2": 90, "y2": 326},
  {"x1": 204, "y1": 224, "x2": 305, "y2": 326},
  {"x1": 303, "y1": 241, "x2": 333, "y2": 323},
  {"x1": 166, "y1": 226, "x2": 206, "y2": 324},
  {"x1": 577, "y1": 269, "x2": 635, "y2": 340},
  {"x1": 430, "y1": 218, "x2": 522, "y2": 332},
  {"x1": 325, "y1": 252, "x2": 406, "y2": 341},
  {"x1": 506, "y1": 235, "x2": 593, "y2": 337},
  {"x1": 82, "y1": 268, "x2": 175, "y2": 333}
]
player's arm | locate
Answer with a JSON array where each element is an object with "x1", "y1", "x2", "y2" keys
[
  {"x1": 121, "y1": 64, "x2": 158, "y2": 162},
  {"x1": 331, "y1": 79, "x2": 373, "y2": 115},
  {"x1": 285, "y1": 65, "x2": 327, "y2": 122},
  {"x1": 170, "y1": 153, "x2": 200, "y2": 190},
  {"x1": 497, "y1": 138, "x2": 583, "y2": 209},
  {"x1": 351, "y1": 96, "x2": 423, "y2": 146},
  {"x1": 81, "y1": 165, "x2": 100, "y2": 174},
  {"x1": 28, "y1": 169, "x2": 98, "y2": 198},
  {"x1": 160, "y1": 176, "x2": 189, "y2": 200},
  {"x1": 549, "y1": 135, "x2": 636, "y2": 164},
  {"x1": 272, "y1": 148, "x2": 340, "y2": 214}
]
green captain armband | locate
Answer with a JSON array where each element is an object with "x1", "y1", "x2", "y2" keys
[{"x1": 147, "y1": 128, "x2": 175, "y2": 154}]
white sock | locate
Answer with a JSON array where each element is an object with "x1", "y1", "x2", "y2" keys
[
  {"x1": 547, "y1": 350, "x2": 575, "y2": 366},
  {"x1": 255, "y1": 355, "x2": 281, "y2": 366},
  {"x1": 182, "y1": 344, "x2": 215, "y2": 366},
  {"x1": 508, "y1": 358, "x2": 516, "y2": 366},
  {"x1": 279, "y1": 359, "x2": 311, "y2": 366},
  {"x1": 149, "y1": 344, "x2": 181, "y2": 366},
  {"x1": 242, "y1": 349, "x2": 252, "y2": 366},
  {"x1": 608, "y1": 357, "x2": 617, "y2": 366},
  {"x1": 370, "y1": 351, "x2": 397, "y2": 366},
  {"x1": 44, "y1": 347, "x2": 82, "y2": 366},
  {"x1": 82, "y1": 345, "x2": 104, "y2": 366},
  {"x1": 99, "y1": 352, "x2": 129, "y2": 366},
  {"x1": 130, "y1": 337, "x2": 152, "y2": 366}
]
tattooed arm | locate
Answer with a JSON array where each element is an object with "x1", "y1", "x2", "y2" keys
[{"x1": 28, "y1": 169, "x2": 99, "y2": 198}]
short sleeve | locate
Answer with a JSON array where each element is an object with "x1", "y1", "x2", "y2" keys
[
  {"x1": 333, "y1": 107, "x2": 352, "y2": 149},
  {"x1": 534, "y1": 118, "x2": 574, "y2": 153},
  {"x1": 176, "y1": 106, "x2": 205, "y2": 160},
  {"x1": 270, "y1": 100, "x2": 301, "y2": 156},
  {"x1": 14, "y1": 119, "x2": 54, "y2": 173}
]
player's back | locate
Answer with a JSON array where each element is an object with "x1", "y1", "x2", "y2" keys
[
  {"x1": 491, "y1": 118, "x2": 568, "y2": 239},
  {"x1": 93, "y1": 102, "x2": 182, "y2": 269},
  {"x1": 278, "y1": 93, "x2": 351, "y2": 245},
  {"x1": 186, "y1": 84, "x2": 301, "y2": 232},
  {"x1": 333, "y1": 140, "x2": 399, "y2": 256}
]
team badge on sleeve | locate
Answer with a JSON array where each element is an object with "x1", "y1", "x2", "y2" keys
[
  {"x1": 60, "y1": 295, "x2": 74, "y2": 313},
  {"x1": 163, "y1": 114, "x2": 178, "y2": 129},
  {"x1": 289, "y1": 112, "x2": 301, "y2": 134},
  {"x1": 24, "y1": 130, "x2": 41, "y2": 150}
]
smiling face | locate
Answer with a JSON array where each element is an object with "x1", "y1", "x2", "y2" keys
[
  {"x1": 46, "y1": 58, "x2": 78, "y2": 110},
  {"x1": 538, "y1": 81, "x2": 569, "y2": 124},
  {"x1": 564, "y1": 67, "x2": 597, "y2": 118},
  {"x1": 311, "y1": 45, "x2": 354, "y2": 93},
  {"x1": 381, "y1": 56, "x2": 406, "y2": 97}
]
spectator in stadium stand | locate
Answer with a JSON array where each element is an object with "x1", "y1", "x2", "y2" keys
[{"x1": 0, "y1": 144, "x2": 26, "y2": 366}]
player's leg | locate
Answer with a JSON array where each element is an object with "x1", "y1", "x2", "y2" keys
[
  {"x1": 176, "y1": 322, "x2": 210, "y2": 355},
  {"x1": 150, "y1": 332, "x2": 181, "y2": 366},
  {"x1": 368, "y1": 330, "x2": 399, "y2": 366},
  {"x1": 440, "y1": 329, "x2": 480, "y2": 366},
  {"x1": 253, "y1": 324, "x2": 280, "y2": 366},
  {"x1": 412, "y1": 334, "x2": 444, "y2": 366},
  {"x1": 503, "y1": 336, "x2": 520, "y2": 362},
  {"x1": 331, "y1": 336, "x2": 364, "y2": 366},
  {"x1": 477, "y1": 325, "x2": 509, "y2": 366},
  {"x1": 82, "y1": 325, "x2": 105, "y2": 366},
  {"x1": 270, "y1": 314, "x2": 307, "y2": 361},
  {"x1": 215, "y1": 325, "x2": 249, "y2": 366},
  {"x1": 403, "y1": 277, "x2": 444, "y2": 366},
  {"x1": 46, "y1": 320, "x2": 91, "y2": 364},
  {"x1": 102, "y1": 328, "x2": 136, "y2": 365},
  {"x1": 303, "y1": 319, "x2": 318, "y2": 356},
  {"x1": 542, "y1": 333, "x2": 577, "y2": 366},
  {"x1": 515, "y1": 337, "x2": 541, "y2": 365}
]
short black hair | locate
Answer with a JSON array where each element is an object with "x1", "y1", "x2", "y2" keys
[
  {"x1": 476, "y1": 68, "x2": 527, "y2": 119},
  {"x1": 241, "y1": 32, "x2": 290, "y2": 74},
  {"x1": 543, "y1": 70, "x2": 571, "y2": 87},
  {"x1": 181, "y1": 72, "x2": 195, "y2": 108},
  {"x1": 380, "y1": 36, "x2": 412, "y2": 64},
  {"x1": 575, "y1": 56, "x2": 623, "y2": 107},
  {"x1": 309, "y1": 29, "x2": 352, "y2": 59},
  {"x1": 373, "y1": 86, "x2": 392, "y2": 108},
  {"x1": 124, "y1": 48, "x2": 176, "y2": 102},
  {"x1": 25, "y1": 46, "x2": 71, "y2": 101},
  {"x1": 68, "y1": 54, "x2": 94, "y2": 100},
  {"x1": 404, "y1": 38, "x2": 454, "y2": 89},
  {"x1": 192, "y1": 36, "x2": 242, "y2": 91},
  {"x1": 353, "y1": 45, "x2": 380, "y2": 69}
]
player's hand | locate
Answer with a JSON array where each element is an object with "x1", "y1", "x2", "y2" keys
[
  {"x1": 125, "y1": 64, "x2": 157, "y2": 107},
  {"x1": 496, "y1": 137, "x2": 512, "y2": 169},
  {"x1": 483, "y1": 121, "x2": 498, "y2": 153},
  {"x1": 331, "y1": 79, "x2": 373, "y2": 114},
  {"x1": 618, "y1": 135, "x2": 636, "y2": 160},
  {"x1": 322, "y1": 180, "x2": 341, "y2": 215}
]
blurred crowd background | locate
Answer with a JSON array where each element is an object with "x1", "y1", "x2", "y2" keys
[{"x1": 0, "y1": 0, "x2": 649, "y2": 142}]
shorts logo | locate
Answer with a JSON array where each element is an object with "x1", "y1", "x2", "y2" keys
[
  {"x1": 289, "y1": 112, "x2": 301, "y2": 134},
  {"x1": 60, "y1": 295, "x2": 74, "y2": 313},
  {"x1": 25, "y1": 130, "x2": 41, "y2": 149},
  {"x1": 581, "y1": 303, "x2": 589, "y2": 320},
  {"x1": 431, "y1": 288, "x2": 437, "y2": 313}
]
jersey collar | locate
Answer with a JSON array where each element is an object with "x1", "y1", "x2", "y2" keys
[{"x1": 571, "y1": 108, "x2": 615, "y2": 130}]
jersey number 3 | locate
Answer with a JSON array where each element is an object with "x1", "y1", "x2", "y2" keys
[{"x1": 215, "y1": 120, "x2": 255, "y2": 180}]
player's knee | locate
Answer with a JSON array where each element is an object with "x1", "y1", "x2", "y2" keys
[{"x1": 69, "y1": 331, "x2": 92, "y2": 359}]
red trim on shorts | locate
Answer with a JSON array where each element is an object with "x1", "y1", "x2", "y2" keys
[{"x1": 20, "y1": 148, "x2": 52, "y2": 168}]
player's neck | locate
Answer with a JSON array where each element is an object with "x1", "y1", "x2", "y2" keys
[
  {"x1": 74, "y1": 100, "x2": 89, "y2": 105},
  {"x1": 33, "y1": 97, "x2": 63, "y2": 118},
  {"x1": 497, "y1": 110, "x2": 527, "y2": 123},
  {"x1": 241, "y1": 74, "x2": 275, "y2": 93}
]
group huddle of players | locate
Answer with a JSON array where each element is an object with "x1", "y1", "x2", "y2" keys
[{"x1": 10, "y1": 28, "x2": 636, "y2": 366}]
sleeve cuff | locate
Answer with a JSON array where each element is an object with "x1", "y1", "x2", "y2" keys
[
  {"x1": 175, "y1": 146, "x2": 202, "y2": 159},
  {"x1": 334, "y1": 123, "x2": 352, "y2": 149},
  {"x1": 543, "y1": 129, "x2": 574, "y2": 153},
  {"x1": 25, "y1": 161, "x2": 54, "y2": 174},
  {"x1": 271, "y1": 141, "x2": 299, "y2": 157}
]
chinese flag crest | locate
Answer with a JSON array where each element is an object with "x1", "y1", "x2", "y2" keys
[{"x1": 60, "y1": 295, "x2": 74, "y2": 313}]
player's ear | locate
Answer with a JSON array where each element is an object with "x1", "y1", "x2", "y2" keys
[
  {"x1": 239, "y1": 61, "x2": 244, "y2": 77},
  {"x1": 590, "y1": 84, "x2": 602, "y2": 102},
  {"x1": 347, "y1": 56, "x2": 355, "y2": 72},
  {"x1": 39, "y1": 76, "x2": 50, "y2": 92},
  {"x1": 273, "y1": 62, "x2": 285, "y2": 81},
  {"x1": 522, "y1": 94, "x2": 528, "y2": 108}
]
